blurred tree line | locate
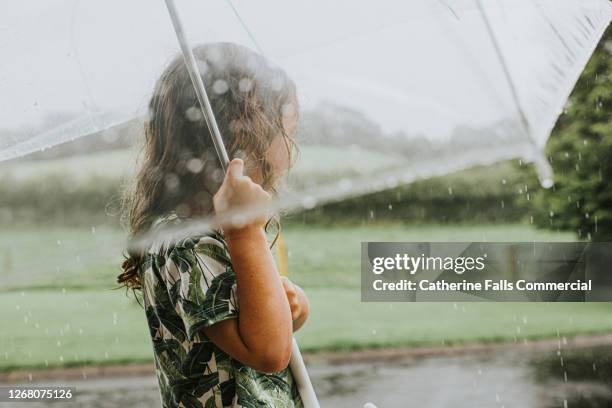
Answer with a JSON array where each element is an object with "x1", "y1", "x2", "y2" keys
[{"x1": 292, "y1": 161, "x2": 531, "y2": 225}]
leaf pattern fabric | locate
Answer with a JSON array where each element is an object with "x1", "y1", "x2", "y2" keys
[{"x1": 140, "y1": 213, "x2": 303, "y2": 408}]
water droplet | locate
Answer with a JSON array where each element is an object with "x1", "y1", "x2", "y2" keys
[
  {"x1": 301, "y1": 196, "x2": 316, "y2": 209},
  {"x1": 239, "y1": 77, "x2": 253, "y2": 93},
  {"x1": 540, "y1": 178, "x2": 554, "y2": 189},
  {"x1": 337, "y1": 179, "x2": 352, "y2": 191},
  {"x1": 213, "y1": 79, "x2": 229, "y2": 94},
  {"x1": 185, "y1": 106, "x2": 203, "y2": 122},
  {"x1": 187, "y1": 158, "x2": 204, "y2": 174}
]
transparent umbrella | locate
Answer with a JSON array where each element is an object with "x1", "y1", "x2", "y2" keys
[{"x1": 2, "y1": 0, "x2": 611, "y2": 194}]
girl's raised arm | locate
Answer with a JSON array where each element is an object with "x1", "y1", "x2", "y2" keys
[{"x1": 203, "y1": 158, "x2": 293, "y2": 373}]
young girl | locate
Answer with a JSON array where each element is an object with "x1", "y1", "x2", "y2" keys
[{"x1": 118, "y1": 42, "x2": 309, "y2": 408}]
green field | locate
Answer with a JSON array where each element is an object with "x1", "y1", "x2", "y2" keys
[
  {"x1": 0, "y1": 223, "x2": 575, "y2": 292},
  {"x1": 2, "y1": 287, "x2": 612, "y2": 372},
  {"x1": 3, "y1": 222, "x2": 611, "y2": 372}
]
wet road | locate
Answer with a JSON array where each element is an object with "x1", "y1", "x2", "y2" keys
[{"x1": 2, "y1": 343, "x2": 612, "y2": 408}]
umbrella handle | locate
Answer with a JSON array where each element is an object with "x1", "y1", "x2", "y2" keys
[{"x1": 290, "y1": 338, "x2": 321, "y2": 408}]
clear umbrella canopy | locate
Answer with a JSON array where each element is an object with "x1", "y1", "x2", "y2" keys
[{"x1": 1, "y1": 0, "x2": 611, "y2": 221}]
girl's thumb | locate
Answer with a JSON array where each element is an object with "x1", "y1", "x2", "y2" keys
[{"x1": 227, "y1": 158, "x2": 244, "y2": 178}]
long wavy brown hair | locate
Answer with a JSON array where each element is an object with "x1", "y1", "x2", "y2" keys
[{"x1": 118, "y1": 42, "x2": 298, "y2": 290}]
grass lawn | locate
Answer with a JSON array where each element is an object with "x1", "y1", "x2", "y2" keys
[
  {"x1": 282, "y1": 223, "x2": 577, "y2": 289},
  {"x1": 2, "y1": 222, "x2": 605, "y2": 372},
  {"x1": 0, "y1": 223, "x2": 575, "y2": 292},
  {"x1": 2, "y1": 288, "x2": 612, "y2": 372}
]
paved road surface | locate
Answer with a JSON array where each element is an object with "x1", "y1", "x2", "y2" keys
[{"x1": 2, "y1": 344, "x2": 610, "y2": 407}]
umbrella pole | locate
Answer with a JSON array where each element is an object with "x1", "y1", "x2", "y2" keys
[
  {"x1": 163, "y1": 0, "x2": 229, "y2": 171},
  {"x1": 163, "y1": 1, "x2": 320, "y2": 407},
  {"x1": 278, "y1": 236, "x2": 321, "y2": 408},
  {"x1": 290, "y1": 338, "x2": 321, "y2": 407}
]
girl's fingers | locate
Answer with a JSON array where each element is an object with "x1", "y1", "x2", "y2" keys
[
  {"x1": 281, "y1": 277, "x2": 301, "y2": 319},
  {"x1": 291, "y1": 306, "x2": 301, "y2": 321},
  {"x1": 213, "y1": 158, "x2": 270, "y2": 230},
  {"x1": 226, "y1": 161, "x2": 262, "y2": 192},
  {"x1": 281, "y1": 277, "x2": 296, "y2": 295},
  {"x1": 227, "y1": 158, "x2": 244, "y2": 179},
  {"x1": 289, "y1": 296, "x2": 300, "y2": 319}
]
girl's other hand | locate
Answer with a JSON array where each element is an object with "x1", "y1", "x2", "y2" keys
[
  {"x1": 281, "y1": 277, "x2": 309, "y2": 332},
  {"x1": 213, "y1": 158, "x2": 271, "y2": 234}
]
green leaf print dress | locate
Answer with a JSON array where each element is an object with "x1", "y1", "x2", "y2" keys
[{"x1": 140, "y1": 213, "x2": 303, "y2": 408}]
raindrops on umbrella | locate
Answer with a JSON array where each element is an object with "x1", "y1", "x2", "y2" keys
[
  {"x1": 185, "y1": 106, "x2": 203, "y2": 122},
  {"x1": 186, "y1": 158, "x2": 204, "y2": 174},
  {"x1": 212, "y1": 79, "x2": 229, "y2": 94},
  {"x1": 239, "y1": 77, "x2": 254, "y2": 93}
]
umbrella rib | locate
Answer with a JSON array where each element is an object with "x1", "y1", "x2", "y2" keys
[
  {"x1": 225, "y1": 0, "x2": 266, "y2": 55},
  {"x1": 474, "y1": 0, "x2": 533, "y2": 143},
  {"x1": 475, "y1": 0, "x2": 556, "y2": 188}
]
